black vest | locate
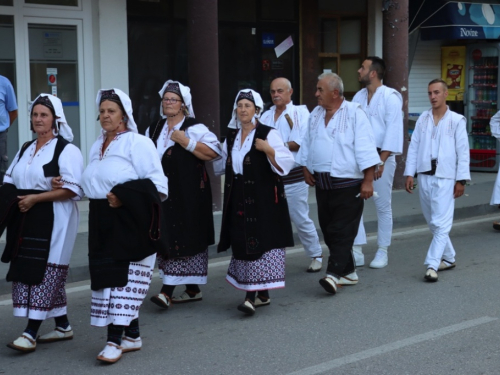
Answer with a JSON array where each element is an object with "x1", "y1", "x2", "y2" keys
[
  {"x1": 18, "y1": 135, "x2": 70, "y2": 177},
  {"x1": 149, "y1": 117, "x2": 215, "y2": 258},
  {"x1": 218, "y1": 123, "x2": 294, "y2": 258}
]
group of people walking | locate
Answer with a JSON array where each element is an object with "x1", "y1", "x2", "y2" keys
[{"x1": 0, "y1": 55, "x2": 473, "y2": 364}]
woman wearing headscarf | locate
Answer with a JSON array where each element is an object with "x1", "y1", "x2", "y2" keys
[
  {"x1": 1, "y1": 94, "x2": 83, "y2": 353},
  {"x1": 215, "y1": 89, "x2": 295, "y2": 315},
  {"x1": 80, "y1": 88, "x2": 168, "y2": 363},
  {"x1": 146, "y1": 80, "x2": 221, "y2": 309}
]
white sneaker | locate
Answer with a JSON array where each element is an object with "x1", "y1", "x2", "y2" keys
[
  {"x1": 121, "y1": 336, "x2": 142, "y2": 353},
  {"x1": 37, "y1": 325, "x2": 73, "y2": 343},
  {"x1": 369, "y1": 249, "x2": 388, "y2": 268},
  {"x1": 97, "y1": 342, "x2": 123, "y2": 363},
  {"x1": 307, "y1": 258, "x2": 322, "y2": 272},
  {"x1": 438, "y1": 260, "x2": 456, "y2": 271},
  {"x1": 424, "y1": 268, "x2": 438, "y2": 282},
  {"x1": 338, "y1": 271, "x2": 359, "y2": 285},
  {"x1": 7, "y1": 333, "x2": 36, "y2": 353},
  {"x1": 352, "y1": 246, "x2": 364, "y2": 267},
  {"x1": 319, "y1": 275, "x2": 338, "y2": 295}
]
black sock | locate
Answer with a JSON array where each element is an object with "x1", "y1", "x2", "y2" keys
[
  {"x1": 160, "y1": 284, "x2": 176, "y2": 298},
  {"x1": 185, "y1": 284, "x2": 200, "y2": 296},
  {"x1": 124, "y1": 318, "x2": 140, "y2": 339},
  {"x1": 24, "y1": 319, "x2": 43, "y2": 338},
  {"x1": 257, "y1": 290, "x2": 269, "y2": 300},
  {"x1": 107, "y1": 324, "x2": 124, "y2": 346},
  {"x1": 54, "y1": 315, "x2": 70, "y2": 329},
  {"x1": 245, "y1": 291, "x2": 256, "y2": 303}
]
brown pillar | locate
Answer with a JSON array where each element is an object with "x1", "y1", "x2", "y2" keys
[
  {"x1": 187, "y1": 0, "x2": 221, "y2": 210},
  {"x1": 383, "y1": 0, "x2": 409, "y2": 190},
  {"x1": 300, "y1": 0, "x2": 320, "y2": 111}
]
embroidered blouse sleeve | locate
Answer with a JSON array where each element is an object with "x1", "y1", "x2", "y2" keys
[
  {"x1": 292, "y1": 105, "x2": 310, "y2": 146},
  {"x1": 381, "y1": 92, "x2": 404, "y2": 155},
  {"x1": 267, "y1": 129, "x2": 295, "y2": 175},
  {"x1": 58, "y1": 144, "x2": 84, "y2": 200},
  {"x1": 130, "y1": 134, "x2": 169, "y2": 200},
  {"x1": 186, "y1": 124, "x2": 222, "y2": 158}
]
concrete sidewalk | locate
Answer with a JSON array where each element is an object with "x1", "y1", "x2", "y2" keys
[{"x1": 1, "y1": 172, "x2": 498, "y2": 295}]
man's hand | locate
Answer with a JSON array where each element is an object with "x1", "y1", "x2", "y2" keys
[
  {"x1": 405, "y1": 176, "x2": 414, "y2": 194},
  {"x1": 359, "y1": 180, "x2": 373, "y2": 199},
  {"x1": 374, "y1": 164, "x2": 384, "y2": 180},
  {"x1": 106, "y1": 192, "x2": 123, "y2": 208},
  {"x1": 303, "y1": 167, "x2": 315, "y2": 186},
  {"x1": 454, "y1": 182, "x2": 465, "y2": 199}
]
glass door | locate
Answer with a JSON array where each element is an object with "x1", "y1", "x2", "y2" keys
[{"x1": 25, "y1": 19, "x2": 82, "y2": 148}]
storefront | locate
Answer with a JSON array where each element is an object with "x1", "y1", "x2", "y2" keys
[{"x1": 0, "y1": 0, "x2": 130, "y2": 165}]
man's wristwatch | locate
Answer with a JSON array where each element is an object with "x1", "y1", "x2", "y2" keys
[
  {"x1": 284, "y1": 142, "x2": 290, "y2": 149},
  {"x1": 457, "y1": 180, "x2": 466, "y2": 186},
  {"x1": 379, "y1": 161, "x2": 385, "y2": 166}
]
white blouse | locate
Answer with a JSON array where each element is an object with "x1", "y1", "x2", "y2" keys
[
  {"x1": 5, "y1": 138, "x2": 84, "y2": 199},
  {"x1": 215, "y1": 127, "x2": 295, "y2": 176},
  {"x1": 145, "y1": 118, "x2": 221, "y2": 160},
  {"x1": 81, "y1": 131, "x2": 168, "y2": 199}
]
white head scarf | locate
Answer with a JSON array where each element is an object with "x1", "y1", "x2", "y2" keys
[
  {"x1": 227, "y1": 89, "x2": 264, "y2": 129},
  {"x1": 96, "y1": 88, "x2": 138, "y2": 133},
  {"x1": 158, "y1": 80, "x2": 195, "y2": 119},
  {"x1": 30, "y1": 94, "x2": 74, "y2": 142}
]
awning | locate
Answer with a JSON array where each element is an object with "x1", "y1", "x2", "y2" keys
[{"x1": 410, "y1": 1, "x2": 500, "y2": 40}]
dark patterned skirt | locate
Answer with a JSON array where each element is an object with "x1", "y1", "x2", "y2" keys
[
  {"x1": 226, "y1": 248, "x2": 286, "y2": 291},
  {"x1": 90, "y1": 254, "x2": 155, "y2": 327},
  {"x1": 158, "y1": 249, "x2": 208, "y2": 285},
  {"x1": 12, "y1": 263, "x2": 69, "y2": 320}
]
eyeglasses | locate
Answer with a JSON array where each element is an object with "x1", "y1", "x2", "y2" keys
[{"x1": 162, "y1": 98, "x2": 182, "y2": 104}]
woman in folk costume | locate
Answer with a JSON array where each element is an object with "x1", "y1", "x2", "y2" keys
[
  {"x1": 80, "y1": 88, "x2": 168, "y2": 363},
  {"x1": 215, "y1": 89, "x2": 295, "y2": 315},
  {"x1": 147, "y1": 80, "x2": 221, "y2": 309},
  {"x1": 1, "y1": 94, "x2": 83, "y2": 353}
]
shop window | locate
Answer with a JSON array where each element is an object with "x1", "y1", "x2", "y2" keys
[
  {"x1": 25, "y1": 0, "x2": 78, "y2": 6},
  {"x1": 261, "y1": 0, "x2": 295, "y2": 21},
  {"x1": 219, "y1": 0, "x2": 256, "y2": 22},
  {"x1": 0, "y1": 15, "x2": 18, "y2": 165},
  {"x1": 0, "y1": 0, "x2": 13, "y2": 6},
  {"x1": 319, "y1": 16, "x2": 366, "y2": 98}
]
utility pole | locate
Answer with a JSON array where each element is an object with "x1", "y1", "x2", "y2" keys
[{"x1": 383, "y1": 0, "x2": 409, "y2": 190}]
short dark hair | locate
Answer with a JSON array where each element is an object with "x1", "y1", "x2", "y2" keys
[
  {"x1": 366, "y1": 56, "x2": 386, "y2": 80},
  {"x1": 428, "y1": 78, "x2": 448, "y2": 91}
]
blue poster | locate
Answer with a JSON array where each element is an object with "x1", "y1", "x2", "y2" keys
[{"x1": 262, "y1": 33, "x2": 275, "y2": 48}]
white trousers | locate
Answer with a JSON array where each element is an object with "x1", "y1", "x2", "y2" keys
[
  {"x1": 418, "y1": 174, "x2": 456, "y2": 271},
  {"x1": 285, "y1": 181, "x2": 322, "y2": 258},
  {"x1": 354, "y1": 155, "x2": 396, "y2": 247}
]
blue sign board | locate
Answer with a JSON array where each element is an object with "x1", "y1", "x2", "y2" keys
[{"x1": 262, "y1": 33, "x2": 275, "y2": 48}]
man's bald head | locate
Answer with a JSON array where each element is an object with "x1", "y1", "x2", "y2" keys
[{"x1": 270, "y1": 77, "x2": 293, "y2": 109}]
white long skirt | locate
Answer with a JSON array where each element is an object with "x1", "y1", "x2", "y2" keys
[{"x1": 90, "y1": 254, "x2": 156, "y2": 327}]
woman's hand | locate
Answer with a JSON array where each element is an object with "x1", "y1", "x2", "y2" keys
[
  {"x1": 255, "y1": 138, "x2": 272, "y2": 154},
  {"x1": 106, "y1": 192, "x2": 123, "y2": 208},
  {"x1": 171, "y1": 130, "x2": 188, "y2": 145},
  {"x1": 51, "y1": 176, "x2": 64, "y2": 190},
  {"x1": 17, "y1": 194, "x2": 40, "y2": 212}
]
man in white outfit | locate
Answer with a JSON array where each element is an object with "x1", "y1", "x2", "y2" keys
[
  {"x1": 260, "y1": 78, "x2": 323, "y2": 272},
  {"x1": 352, "y1": 57, "x2": 403, "y2": 269},
  {"x1": 298, "y1": 72, "x2": 380, "y2": 294},
  {"x1": 488, "y1": 110, "x2": 500, "y2": 229},
  {"x1": 404, "y1": 79, "x2": 470, "y2": 282}
]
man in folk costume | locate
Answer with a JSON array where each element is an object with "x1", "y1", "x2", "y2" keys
[
  {"x1": 351, "y1": 57, "x2": 404, "y2": 269},
  {"x1": 260, "y1": 78, "x2": 323, "y2": 272},
  {"x1": 298, "y1": 72, "x2": 380, "y2": 294},
  {"x1": 404, "y1": 79, "x2": 470, "y2": 282}
]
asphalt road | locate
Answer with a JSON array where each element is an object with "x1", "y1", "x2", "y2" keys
[{"x1": 1, "y1": 215, "x2": 500, "y2": 375}]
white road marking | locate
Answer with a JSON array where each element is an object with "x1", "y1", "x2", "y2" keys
[{"x1": 286, "y1": 316, "x2": 497, "y2": 375}]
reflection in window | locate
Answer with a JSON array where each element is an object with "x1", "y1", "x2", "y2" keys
[{"x1": 25, "y1": 0, "x2": 78, "y2": 6}]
